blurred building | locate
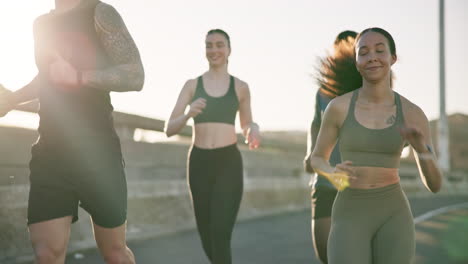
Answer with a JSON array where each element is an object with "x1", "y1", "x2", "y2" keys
[{"x1": 402, "y1": 113, "x2": 468, "y2": 179}]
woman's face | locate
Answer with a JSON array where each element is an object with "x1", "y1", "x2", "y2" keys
[
  {"x1": 355, "y1": 31, "x2": 396, "y2": 83},
  {"x1": 205, "y1": 33, "x2": 230, "y2": 67}
]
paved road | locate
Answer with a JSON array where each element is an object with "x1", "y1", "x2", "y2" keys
[{"x1": 58, "y1": 195, "x2": 468, "y2": 264}]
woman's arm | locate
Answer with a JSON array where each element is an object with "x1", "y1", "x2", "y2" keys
[
  {"x1": 309, "y1": 99, "x2": 341, "y2": 174},
  {"x1": 237, "y1": 80, "x2": 260, "y2": 149},
  {"x1": 304, "y1": 122, "x2": 321, "y2": 173},
  {"x1": 165, "y1": 79, "x2": 205, "y2": 137},
  {"x1": 310, "y1": 97, "x2": 355, "y2": 190},
  {"x1": 400, "y1": 103, "x2": 442, "y2": 193},
  {"x1": 304, "y1": 92, "x2": 322, "y2": 173}
]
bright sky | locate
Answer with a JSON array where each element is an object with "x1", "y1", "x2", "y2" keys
[{"x1": 0, "y1": 0, "x2": 466, "y2": 131}]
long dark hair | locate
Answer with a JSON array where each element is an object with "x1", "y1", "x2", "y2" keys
[{"x1": 316, "y1": 30, "x2": 362, "y2": 98}]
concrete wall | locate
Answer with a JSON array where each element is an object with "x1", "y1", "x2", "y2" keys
[
  {"x1": 0, "y1": 125, "x2": 310, "y2": 263},
  {"x1": 2, "y1": 111, "x2": 467, "y2": 263}
]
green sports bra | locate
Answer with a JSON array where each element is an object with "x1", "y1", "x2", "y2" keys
[
  {"x1": 192, "y1": 76, "x2": 239, "y2": 125},
  {"x1": 338, "y1": 90, "x2": 406, "y2": 168}
]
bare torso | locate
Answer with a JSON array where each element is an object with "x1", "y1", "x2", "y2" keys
[
  {"x1": 193, "y1": 123, "x2": 237, "y2": 149},
  {"x1": 349, "y1": 167, "x2": 400, "y2": 188}
]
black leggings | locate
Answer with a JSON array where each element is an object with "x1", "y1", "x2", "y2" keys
[{"x1": 188, "y1": 144, "x2": 243, "y2": 264}]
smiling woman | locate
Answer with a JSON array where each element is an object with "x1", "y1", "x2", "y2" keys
[
  {"x1": 164, "y1": 28, "x2": 261, "y2": 264},
  {"x1": 310, "y1": 27, "x2": 443, "y2": 264}
]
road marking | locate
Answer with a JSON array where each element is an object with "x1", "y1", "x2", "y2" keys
[{"x1": 414, "y1": 202, "x2": 468, "y2": 224}]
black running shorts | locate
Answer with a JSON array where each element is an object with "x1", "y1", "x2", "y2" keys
[{"x1": 27, "y1": 142, "x2": 127, "y2": 228}]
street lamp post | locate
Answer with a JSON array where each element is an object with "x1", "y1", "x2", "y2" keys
[{"x1": 438, "y1": 0, "x2": 450, "y2": 173}]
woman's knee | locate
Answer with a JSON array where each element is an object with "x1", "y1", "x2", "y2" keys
[{"x1": 33, "y1": 243, "x2": 67, "y2": 264}]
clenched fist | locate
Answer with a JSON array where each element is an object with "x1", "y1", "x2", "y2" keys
[
  {"x1": 48, "y1": 52, "x2": 80, "y2": 89},
  {"x1": 187, "y1": 98, "x2": 207, "y2": 118},
  {"x1": 0, "y1": 84, "x2": 14, "y2": 117}
]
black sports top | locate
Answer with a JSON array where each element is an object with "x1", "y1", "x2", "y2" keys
[{"x1": 33, "y1": 0, "x2": 120, "y2": 150}]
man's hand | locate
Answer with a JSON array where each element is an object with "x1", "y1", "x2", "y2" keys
[
  {"x1": 48, "y1": 52, "x2": 80, "y2": 89},
  {"x1": 0, "y1": 84, "x2": 15, "y2": 117}
]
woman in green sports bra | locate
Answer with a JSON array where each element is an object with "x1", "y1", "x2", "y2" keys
[
  {"x1": 310, "y1": 27, "x2": 442, "y2": 264},
  {"x1": 165, "y1": 29, "x2": 261, "y2": 264}
]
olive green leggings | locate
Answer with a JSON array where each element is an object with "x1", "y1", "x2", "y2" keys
[{"x1": 328, "y1": 183, "x2": 415, "y2": 264}]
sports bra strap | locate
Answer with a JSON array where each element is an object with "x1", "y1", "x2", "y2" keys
[{"x1": 394, "y1": 92, "x2": 405, "y2": 126}]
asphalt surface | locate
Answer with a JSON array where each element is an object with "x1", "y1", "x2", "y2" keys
[{"x1": 52, "y1": 194, "x2": 468, "y2": 264}]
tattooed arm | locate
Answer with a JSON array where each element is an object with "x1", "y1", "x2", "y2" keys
[{"x1": 82, "y1": 3, "x2": 145, "y2": 92}]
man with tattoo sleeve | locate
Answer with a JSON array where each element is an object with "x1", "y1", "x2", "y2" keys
[{"x1": 0, "y1": 0, "x2": 144, "y2": 263}]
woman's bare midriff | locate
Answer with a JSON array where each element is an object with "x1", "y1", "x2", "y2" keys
[
  {"x1": 193, "y1": 123, "x2": 238, "y2": 149},
  {"x1": 349, "y1": 167, "x2": 400, "y2": 189}
]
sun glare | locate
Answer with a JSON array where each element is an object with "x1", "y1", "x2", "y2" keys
[
  {"x1": 0, "y1": 111, "x2": 39, "y2": 130},
  {"x1": 133, "y1": 128, "x2": 185, "y2": 143},
  {"x1": 0, "y1": 2, "x2": 47, "y2": 129}
]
